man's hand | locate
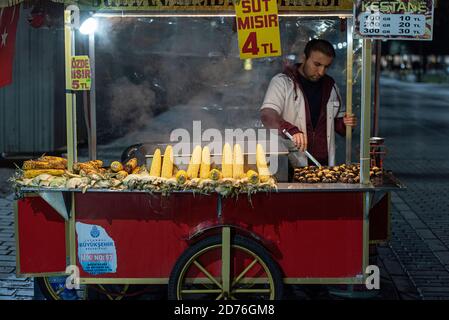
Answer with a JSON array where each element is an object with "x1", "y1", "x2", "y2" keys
[
  {"x1": 292, "y1": 132, "x2": 308, "y2": 152},
  {"x1": 343, "y1": 113, "x2": 357, "y2": 127}
]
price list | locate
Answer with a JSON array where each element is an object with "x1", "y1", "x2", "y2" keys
[{"x1": 360, "y1": 12, "x2": 426, "y2": 37}]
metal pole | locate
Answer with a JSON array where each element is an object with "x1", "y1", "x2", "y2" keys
[
  {"x1": 89, "y1": 32, "x2": 97, "y2": 160},
  {"x1": 64, "y1": 10, "x2": 77, "y2": 170},
  {"x1": 221, "y1": 227, "x2": 231, "y2": 297},
  {"x1": 345, "y1": 18, "x2": 354, "y2": 164},
  {"x1": 360, "y1": 39, "x2": 372, "y2": 185},
  {"x1": 360, "y1": 39, "x2": 373, "y2": 282},
  {"x1": 373, "y1": 40, "x2": 381, "y2": 137},
  {"x1": 64, "y1": 7, "x2": 78, "y2": 267}
]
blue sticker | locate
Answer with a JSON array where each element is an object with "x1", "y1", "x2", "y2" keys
[{"x1": 76, "y1": 222, "x2": 117, "y2": 275}]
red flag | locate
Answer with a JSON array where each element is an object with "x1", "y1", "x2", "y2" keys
[{"x1": 0, "y1": 5, "x2": 20, "y2": 88}]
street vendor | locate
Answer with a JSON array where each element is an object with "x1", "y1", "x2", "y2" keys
[{"x1": 260, "y1": 39, "x2": 357, "y2": 167}]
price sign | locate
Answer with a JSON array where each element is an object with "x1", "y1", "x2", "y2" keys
[
  {"x1": 235, "y1": 0, "x2": 282, "y2": 59},
  {"x1": 354, "y1": 0, "x2": 434, "y2": 40},
  {"x1": 69, "y1": 56, "x2": 91, "y2": 90}
]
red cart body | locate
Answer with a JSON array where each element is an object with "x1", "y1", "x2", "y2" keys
[{"x1": 16, "y1": 189, "x2": 390, "y2": 284}]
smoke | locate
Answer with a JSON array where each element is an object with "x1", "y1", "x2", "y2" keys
[
  {"x1": 92, "y1": 16, "x2": 354, "y2": 165},
  {"x1": 107, "y1": 77, "x2": 156, "y2": 131}
]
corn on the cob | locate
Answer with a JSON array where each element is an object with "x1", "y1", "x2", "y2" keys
[
  {"x1": 75, "y1": 160, "x2": 102, "y2": 169},
  {"x1": 149, "y1": 148, "x2": 162, "y2": 177},
  {"x1": 233, "y1": 144, "x2": 244, "y2": 179},
  {"x1": 39, "y1": 156, "x2": 67, "y2": 166},
  {"x1": 256, "y1": 144, "x2": 271, "y2": 183},
  {"x1": 110, "y1": 161, "x2": 123, "y2": 173},
  {"x1": 246, "y1": 170, "x2": 259, "y2": 184},
  {"x1": 72, "y1": 160, "x2": 103, "y2": 173},
  {"x1": 23, "y1": 169, "x2": 65, "y2": 179},
  {"x1": 199, "y1": 146, "x2": 211, "y2": 179},
  {"x1": 73, "y1": 162, "x2": 96, "y2": 173},
  {"x1": 187, "y1": 145, "x2": 202, "y2": 179},
  {"x1": 23, "y1": 160, "x2": 66, "y2": 170},
  {"x1": 91, "y1": 160, "x2": 103, "y2": 168},
  {"x1": 222, "y1": 143, "x2": 233, "y2": 178},
  {"x1": 116, "y1": 170, "x2": 128, "y2": 180},
  {"x1": 209, "y1": 169, "x2": 222, "y2": 181},
  {"x1": 176, "y1": 170, "x2": 188, "y2": 184},
  {"x1": 124, "y1": 158, "x2": 138, "y2": 173},
  {"x1": 161, "y1": 145, "x2": 174, "y2": 178}
]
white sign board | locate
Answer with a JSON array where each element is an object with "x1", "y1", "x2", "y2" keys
[{"x1": 354, "y1": 0, "x2": 434, "y2": 40}]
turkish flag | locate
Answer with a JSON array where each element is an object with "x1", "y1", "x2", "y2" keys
[{"x1": 0, "y1": 5, "x2": 20, "y2": 88}]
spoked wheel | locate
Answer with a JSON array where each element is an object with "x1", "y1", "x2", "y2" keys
[
  {"x1": 86, "y1": 284, "x2": 164, "y2": 300},
  {"x1": 168, "y1": 228, "x2": 283, "y2": 300},
  {"x1": 86, "y1": 284, "x2": 131, "y2": 300},
  {"x1": 36, "y1": 276, "x2": 86, "y2": 300}
]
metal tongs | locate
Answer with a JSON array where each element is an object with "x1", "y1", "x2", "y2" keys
[{"x1": 282, "y1": 129, "x2": 322, "y2": 168}]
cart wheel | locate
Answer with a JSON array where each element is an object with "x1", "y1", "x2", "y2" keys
[
  {"x1": 86, "y1": 284, "x2": 130, "y2": 300},
  {"x1": 86, "y1": 284, "x2": 166, "y2": 300},
  {"x1": 168, "y1": 233, "x2": 283, "y2": 300},
  {"x1": 36, "y1": 276, "x2": 86, "y2": 300}
]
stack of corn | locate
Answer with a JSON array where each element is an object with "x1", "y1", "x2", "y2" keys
[
  {"x1": 22, "y1": 156, "x2": 67, "y2": 178},
  {"x1": 110, "y1": 158, "x2": 143, "y2": 180},
  {"x1": 73, "y1": 160, "x2": 104, "y2": 174},
  {"x1": 13, "y1": 144, "x2": 276, "y2": 195}
]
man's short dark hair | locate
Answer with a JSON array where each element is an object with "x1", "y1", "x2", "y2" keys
[{"x1": 304, "y1": 39, "x2": 336, "y2": 59}]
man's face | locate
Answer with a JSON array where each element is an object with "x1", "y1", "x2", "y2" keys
[{"x1": 302, "y1": 50, "x2": 334, "y2": 82}]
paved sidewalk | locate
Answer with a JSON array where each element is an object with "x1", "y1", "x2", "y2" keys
[
  {"x1": 0, "y1": 193, "x2": 34, "y2": 300},
  {"x1": 385, "y1": 160, "x2": 449, "y2": 299},
  {"x1": 379, "y1": 77, "x2": 449, "y2": 300}
]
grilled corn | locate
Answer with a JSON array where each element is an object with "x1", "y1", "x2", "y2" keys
[
  {"x1": 116, "y1": 170, "x2": 128, "y2": 180},
  {"x1": 23, "y1": 169, "x2": 65, "y2": 179},
  {"x1": 110, "y1": 161, "x2": 123, "y2": 173},
  {"x1": 246, "y1": 170, "x2": 259, "y2": 184},
  {"x1": 23, "y1": 160, "x2": 66, "y2": 170},
  {"x1": 176, "y1": 170, "x2": 188, "y2": 184},
  {"x1": 209, "y1": 169, "x2": 222, "y2": 181},
  {"x1": 124, "y1": 158, "x2": 138, "y2": 173}
]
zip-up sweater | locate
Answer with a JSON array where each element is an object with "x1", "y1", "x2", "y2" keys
[{"x1": 260, "y1": 65, "x2": 346, "y2": 166}]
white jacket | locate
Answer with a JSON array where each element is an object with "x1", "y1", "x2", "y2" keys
[{"x1": 261, "y1": 73, "x2": 345, "y2": 167}]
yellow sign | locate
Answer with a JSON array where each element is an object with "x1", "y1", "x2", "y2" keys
[
  {"x1": 235, "y1": 0, "x2": 281, "y2": 59},
  {"x1": 70, "y1": 56, "x2": 91, "y2": 90}
]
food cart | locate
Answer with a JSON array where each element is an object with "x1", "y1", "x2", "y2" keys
[{"x1": 13, "y1": 0, "x2": 404, "y2": 300}]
